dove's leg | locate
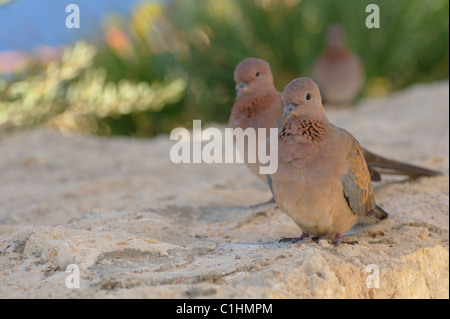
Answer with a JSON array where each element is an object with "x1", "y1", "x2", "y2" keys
[
  {"x1": 279, "y1": 232, "x2": 309, "y2": 243},
  {"x1": 247, "y1": 175, "x2": 278, "y2": 208},
  {"x1": 248, "y1": 197, "x2": 276, "y2": 209},
  {"x1": 331, "y1": 232, "x2": 358, "y2": 247}
]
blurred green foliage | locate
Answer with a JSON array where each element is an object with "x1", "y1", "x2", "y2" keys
[{"x1": 0, "y1": 0, "x2": 448, "y2": 137}]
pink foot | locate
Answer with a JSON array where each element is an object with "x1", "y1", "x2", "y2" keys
[{"x1": 332, "y1": 232, "x2": 358, "y2": 247}]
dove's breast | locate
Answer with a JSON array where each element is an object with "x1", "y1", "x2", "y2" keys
[{"x1": 271, "y1": 131, "x2": 358, "y2": 237}]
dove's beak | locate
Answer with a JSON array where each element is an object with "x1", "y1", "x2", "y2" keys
[
  {"x1": 236, "y1": 82, "x2": 247, "y2": 96},
  {"x1": 283, "y1": 104, "x2": 296, "y2": 119}
]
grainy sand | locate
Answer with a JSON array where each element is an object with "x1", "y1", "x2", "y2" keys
[{"x1": 0, "y1": 81, "x2": 448, "y2": 298}]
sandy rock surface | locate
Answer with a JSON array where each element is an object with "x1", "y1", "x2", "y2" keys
[{"x1": 0, "y1": 81, "x2": 448, "y2": 298}]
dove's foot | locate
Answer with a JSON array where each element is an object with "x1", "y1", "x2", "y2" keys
[
  {"x1": 248, "y1": 197, "x2": 276, "y2": 209},
  {"x1": 331, "y1": 232, "x2": 359, "y2": 247},
  {"x1": 279, "y1": 232, "x2": 309, "y2": 243}
]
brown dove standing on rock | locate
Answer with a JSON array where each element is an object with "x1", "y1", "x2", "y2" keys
[
  {"x1": 313, "y1": 24, "x2": 364, "y2": 106},
  {"x1": 270, "y1": 77, "x2": 388, "y2": 245},
  {"x1": 229, "y1": 58, "x2": 284, "y2": 205},
  {"x1": 230, "y1": 58, "x2": 441, "y2": 206}
]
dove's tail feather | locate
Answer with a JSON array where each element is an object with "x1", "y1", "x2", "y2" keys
[
  {"x1": 358, "y1": 205, "x2": 389, "y2": 225},
  {"x1": 363, "y1": 149, "x2": 442, "y2": 181},
  {"x1": 374, "y1": 205, "x2": 389, "y2": 220}
]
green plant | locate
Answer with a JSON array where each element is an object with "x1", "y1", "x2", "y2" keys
[{"x1": 1, "y1": 0, "x2": 448, "y2": 137}]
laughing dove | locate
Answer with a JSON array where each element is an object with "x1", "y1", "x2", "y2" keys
[
  {"x1": 313, "y1": 24, "x2": 364, "y2": 106},
  {"x1": 229, "y1": 57, "x2": 284, "y2": 176},
  {"x1": 270, "y1": 77, "x2": 388, "y2": 245},
  {"x1": 228, "y1": 58, "x2": 284, "y2": 205}
]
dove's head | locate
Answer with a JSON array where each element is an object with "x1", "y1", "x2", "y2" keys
[
  {"x1": 234, "y1": 58, "x2": 274, "y2": 97},
  {"x1": 326, "y1": 24, "x2": 346, "y2": 49},
  {"x1": 282, "y1": 77, "x2": 326, "y2": 120}
]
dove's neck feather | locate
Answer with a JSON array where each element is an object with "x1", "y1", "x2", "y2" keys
[
  {"x1": 230, "y1": 89, "x2": 280, "y2": 127},
  {"x1": 280, "y1": 117, "x2": 330, "y2": 143}
]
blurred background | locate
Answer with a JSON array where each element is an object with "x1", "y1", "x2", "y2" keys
[{"x1": 0, "y1": 0, "x2": 448, "y2": 137}]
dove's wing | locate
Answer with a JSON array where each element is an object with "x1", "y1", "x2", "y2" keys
[{"x1": 340, "y1": 132, "x2": 375, "y2": 218}]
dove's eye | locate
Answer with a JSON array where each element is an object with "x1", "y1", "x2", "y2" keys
[
  {"x1": 255, "y1": 72, "x2": 260, "y2": 77},
  {"x1": 306, "y1": 93, "x2": 311, "y2": 100}
]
